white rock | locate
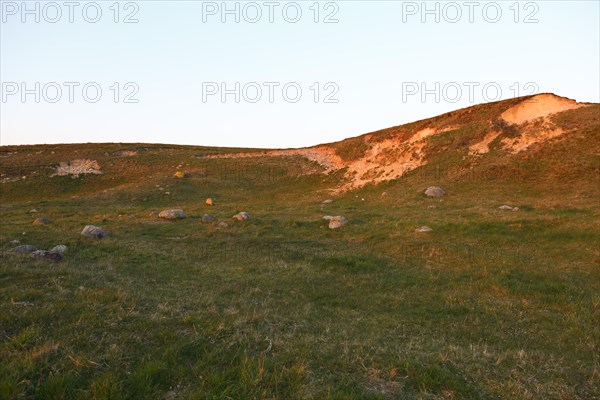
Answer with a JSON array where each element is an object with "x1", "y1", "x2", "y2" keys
[
  {"x1": 232, "y1": 212, "x2": 251, "y2": 221},
  {"x1": 201, "y1": 213, "x2": 215, "y2": 223},
  {"x1": 50, "y1": 245, "x2": 68, "y2": 254},
  {"x1": 159, "y1": 209, "x2": 186, "y2": 219},
  {"x1": 13, "y1": 244, "x2": 37, "y2": 253},
  {"x1": 81, "y1": 225, "x2": 106, "y2": 239},
  {"x1": 324, "y1": 216, "x2": 348, "y2": 229},
  {"x1": 424, "y1": 186, "x2": 445, "y2": 197}
]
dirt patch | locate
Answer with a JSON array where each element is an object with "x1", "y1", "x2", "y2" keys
[
  {"x1": 55, "y1": 159, "x2": 102, "y2": 176},
  {"x1": 338, "y1": 138, "x2": 424, "y2": 191},
  {"x1": 287, "y1": 146, "x2": 345, "y2": 172},
  {"x1": 471, "y1": 95, "x2": 592, "y2": 154},
  {"x1": 331, "y1": 125, "x2": 459, "y2": 191},
  {"x1": 497, "y1": 94, "x2": 593, "y2": 154},
  {"x1": 198, "y1": 95, "x2": 593, "y2": 190},
  {"x1": 501, "y1": 122, "x2": 566, "y2": 153},
  {"x1": 500, "y1": 94, "x2": 586, "y2": 125},
  {"x1": 410, "y1": 127, "x2": 436, "y2": 143},
  {"x1": 200, "y1": 125, "x2": 463, "y2": 191},
  {"x1": 113, "y1": 150, "x2": 139, "y2": 157},
  {"x1": 201, "y1": 146, "x2": 344, "y2": 173},
  {"x1": 470, "y1": 131, "x2": 500, "y2": 155}
]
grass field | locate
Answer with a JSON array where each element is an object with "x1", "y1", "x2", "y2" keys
[{"x1": 1, "y1": 103, "x2": 599, "y2": 399}]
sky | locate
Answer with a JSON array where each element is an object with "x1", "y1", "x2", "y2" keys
[{"x1": 1, "y1": 0, "x2": 599, "y2": 148}]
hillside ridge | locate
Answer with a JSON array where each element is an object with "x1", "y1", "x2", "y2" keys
[
  {"x1": 200, "y1": 93, "x2": 597, "y2": 191},
  {"x1": 1, "y1": 93, "x2": 598, "y2": 194}
]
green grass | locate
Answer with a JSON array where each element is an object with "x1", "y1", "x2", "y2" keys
[{"x1": 1, "y1": 107, "x2": 599, "y2": 399}]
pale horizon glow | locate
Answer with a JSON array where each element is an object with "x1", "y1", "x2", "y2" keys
[{"x1": 1, "y1": 1, "x2": 599, "y2": 148}]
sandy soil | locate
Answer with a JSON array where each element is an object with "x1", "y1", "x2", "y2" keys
[
  {"x1": 55, "y1": 159, "x2": 102, "y2": 176},
  {"x1": 500, "y1": 94, "x2": 585, "y2": 125},
  {"x1": 469, "y1": 132, "x2": 500, "y2": 155},
  {"x1": 470, "y1": 94, "x2": 591, "y2": 154},
  {"x1": 202, "y1": 94, "x2": 592, "y2": 190},
  {"x1": 203, "y1": 126, "x2": 458, "y2": 191}
]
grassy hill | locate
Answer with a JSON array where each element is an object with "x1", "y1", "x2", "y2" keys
[{"x1": 1, "y1": 95, "x2": 599, "y2": 399}]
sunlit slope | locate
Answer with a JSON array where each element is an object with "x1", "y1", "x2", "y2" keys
[{"x1": 0, "y1": 94, "x2": 599, "y2": 399}]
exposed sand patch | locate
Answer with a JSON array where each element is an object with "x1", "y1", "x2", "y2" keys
[
  {"x1": 470, "y1": 132, "x2": 500, "y2": 155},
  {"x1": 335, "y1": 125, "x2": 460, "y2": 190},
  {"x1": 201, "y1": 146, "x2": 344, "y2": 173},
  {"x1": 201, "y1": 125, "x2": 462, "y2": 191},
  {"x1": 409, "y1": 125, "x2": 459, "y2": 144},
  {"x1": 55, "y1": 159, "x2": 102, "y2": 176},
  {"x1": 338, "y1": 138, "x2": 426, "y2": 191},
  {"x1": 500, "y1": 94, "x2": 585, "y2": 125},
  {"x1": 199, "y1": 95, "x2": 592, "y2": 190},
  {"x1": 502, "y1": 124, "x2": 566, "y2": 153},
  {"x1": 410, "y1": 128, "x2": 436, "y2": 143},
  {"x1": 292, "y1": 146, "x2": 345, "y2": 172},
  {"x1": 499, "y1": 94, "x2": 592, "y2": 153},
  {"x1": 470, "y1": 94, "x2": 591, "y2": 155},
  {"x1": 113, "y1": 150, "x2": 139, "y2": 157}
]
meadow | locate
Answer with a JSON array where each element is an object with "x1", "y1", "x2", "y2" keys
[{"x1": 1, "y1": 106, "x2": 599, "y2": 399}]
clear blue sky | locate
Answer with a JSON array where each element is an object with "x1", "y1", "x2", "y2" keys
[{"x1": 1, "y1": 1, "x2": 599, "y2": 148}]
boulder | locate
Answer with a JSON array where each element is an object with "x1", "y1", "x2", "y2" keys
[
  {"x1": 323, "y1": 215, "x2": 347, "y2": 229},
  {"x1": 498, "y1": 205, "x2": 513, "y2": 210},
  {"x1": 232, "y1": 212, "x2": 251, "y2": 221},
  {"x1": 30, "y1": 250, "x2": 64, "y2": 262},
  {"x1": 415, "y1": 226, "x2": 433, "y2": 233},
  {"x1": 81, "y1": 225, "x2": 106, "y2": 239},
  {"x1": 424, "y1": 186, "x2": 445, "y2": 197},
  {"x1": 217, "y1": 221, "x2": 229, "y2": 228},
  {"x1": 13, "y1": 244, "x2": 37, "y2": 253},
  {"x1": 158, "y1": 209, "x2": 186, "y2": 220},
  {"x1": 33, "y1": 217, "x2": 51, "y2": 225},
  {"x1": 50, "y1": 245, "x2": 68, "y2": 254},
  {"x1": 206, "y1": 198, "x2": 213, "y2": 206},
  {"x1": 201, "y1": 213, "x2": 215, "y2": 223},
  {"x1": 322, "y1": 199, "x2": 333, "y2": 204}
]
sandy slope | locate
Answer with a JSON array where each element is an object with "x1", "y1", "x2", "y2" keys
[
  {"x1": 204, "y1": 94, "x2": 594, "y2": 191},
  {"x1": 470, "y1": 94, "x2": 590, "y2": 154}
]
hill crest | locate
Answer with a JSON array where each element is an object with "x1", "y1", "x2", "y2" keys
[{"x1": 201, "y1": 93, "x2": 597, "y2": 191}]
